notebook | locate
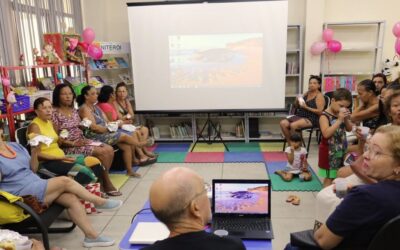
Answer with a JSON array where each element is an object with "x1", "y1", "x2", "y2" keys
[
  {"x1": 129, "y1": 222, "x2": 170, "y2": 244},
  {"x1": 211, "y1": 179, "x2": 273, "y2": 240}
]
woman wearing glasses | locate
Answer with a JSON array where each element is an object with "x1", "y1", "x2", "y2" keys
[{"x1": 311, "y1": 125, "x2": 400, "y2": 249}]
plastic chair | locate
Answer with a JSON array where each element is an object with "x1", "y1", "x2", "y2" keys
[
  {"x1": 283, "y1": 94, "x2": 330, "y2": 155},
  {"x1": 0, "y1": 191, "x2": 76, "y2": 250},
  {"x1": 367, "y1": 214, "x2": 400, "y2": 250}
]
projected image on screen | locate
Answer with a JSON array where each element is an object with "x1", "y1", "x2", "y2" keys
[
  {"x1": 214, "y1": 183, "x2": 268, "y2": 214},
  {"x1": 169, "y1": 33, "x2": 263, "y2": 88}
]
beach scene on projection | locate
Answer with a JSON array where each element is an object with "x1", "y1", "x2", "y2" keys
[
  {"x1": 214, "y1": 183, "x2": 268, "y2": 214},
  {"x1": 169, "y1": 33, "x2": 263, "y2": 88}
]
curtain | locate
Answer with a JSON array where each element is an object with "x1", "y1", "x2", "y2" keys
[{"x1": 0, "y1": 0, "x2": 83, "y2": 67}]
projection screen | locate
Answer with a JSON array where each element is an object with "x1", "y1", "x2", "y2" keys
[{"x1": 127, "y1": 0, "x2": 288, "y2": 112}]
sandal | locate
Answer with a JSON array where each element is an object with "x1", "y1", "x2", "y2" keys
[
  {"x1": 106, "y1": 190, "x2": 122, "y2": 197},
  {"x1": 286, "y1": 195, "x2": 296, "y2": 202},
  {"x1": 291, "y1": 196, "x2": 301, "y2": 206},
  {"x1": 146, "y1": 137, "x2": 155, "y2": 147},
  {"x1": 127, "y1": 172, "x2": 141, "y2": 178},
  {"x1": 101, "y1": 192, "x2": 109, "y2": 199}
]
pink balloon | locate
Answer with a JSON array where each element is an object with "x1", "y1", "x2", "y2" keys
[
  {"x1": 393, "y1": 22, "x2": 400, "y2": 38},
  {"x1": 327, "y1": 40, "x2": 342, "y2": 53},
  {"x1": 87, "y1": 44, "x2": 103, "y2": 60},
  {"x1": 2, "y1": 77, "x2": 10, "y2": 87},
  {"x1": 82, "y1": 28, "x2": 95, "y2": 44},
  {"x1": 310, "y1": 41, "x2": 326, "y2": 55},
  {"x1": 322, "y1": 28, "x2": 334, "y2": 42},
  {"x1": 395, "y1": 38, "x2": 400, "y2": 55}
]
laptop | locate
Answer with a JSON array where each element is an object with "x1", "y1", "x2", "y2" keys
[{"x1": 211, "y1": 179, "x2": 273, "y2": 240}]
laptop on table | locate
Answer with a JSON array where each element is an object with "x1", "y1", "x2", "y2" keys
[{"x1": 211, "y1": 179, "x2": 273, "y2": 240}]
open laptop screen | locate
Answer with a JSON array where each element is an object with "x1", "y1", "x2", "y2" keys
[{"x1": 213, "y1": 180, "x2": 270, "y2": 215}]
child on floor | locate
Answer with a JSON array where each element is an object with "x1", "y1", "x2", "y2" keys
[
  {"x1": 275, "y1": 133, "x2": 312, "y2": 182},
  {"x1": 318, "y1": 88, "x2": 353, "y2": 187}
]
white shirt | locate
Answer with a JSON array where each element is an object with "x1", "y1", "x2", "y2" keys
[{"x1": 285, "y1": 146, "x2": 307, "y2": 172}]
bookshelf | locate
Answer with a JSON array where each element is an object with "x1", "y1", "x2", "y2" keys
[
  {"x1": 0, "y1": 62, "x2": 84, "y2": 141},
  {"x1": 320, "y1": 21, "x2": 385, "y2": 94},
  {"x1": 285, "y1": 25, "x2": 303, "y2": 108},
  {"x1": 139, "y1": 25, "x2": 303, "y2": 143},
  {"x1": 86, "y1": 42, "x2": 135, "y2": 102}
]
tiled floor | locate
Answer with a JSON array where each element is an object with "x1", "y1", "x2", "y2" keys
[{"x1": 39, "y1": 140, "x2": 322, "y2": 250}]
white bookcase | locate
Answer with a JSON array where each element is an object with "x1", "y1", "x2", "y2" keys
[
  {"x1": 86, "y1": 42, "x2": 135, "y2": 102},
  {"x1": 320, "y1": 21, "x2": 385, "y2": 93},
  {"x1": 140, "y1": 25, "x2": 304, "y2": 142}
]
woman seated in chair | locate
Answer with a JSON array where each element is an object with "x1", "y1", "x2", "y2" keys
[
  {"x1": 280, "y1": 75, "x2": 325, "y2": 143},
  {"x1": 315, "y1": 125, "x2": 400, "y2": 249},
  {"x1": 351, "y1": 79, "x2": 380, "y2": 131},
  {"x1": 77, "y1": 86, "x2": 147, "y2": 177},
  {"x1": 51, "y1": 84, "x2": 121, "y2": 196},
  {"x1": 286, "y1": 125, "x2": 400, "y2": 250},
  {"x1": 97, "y1": 85, "x2": 156, "y2": 165},
  {"x1": 114, "y1": 82, "x2": 155, "y2": 153},
  {"x1": 27, "y1": 97, "x2": 103, "y2": 186},
  {"x1": 0, "y1": 121, "x2": 122, "y2": 248}
]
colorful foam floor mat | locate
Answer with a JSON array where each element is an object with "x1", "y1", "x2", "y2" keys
[
  {"x1": 151, "y1": 142, "x2": 285, "y2": 163},
  {"x1": 149, "y1": 143, "x2": 322, "y2": 191}
]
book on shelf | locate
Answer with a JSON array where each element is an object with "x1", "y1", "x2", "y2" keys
[
  {"x1": 115, "y1": 57, "x2": 129, "y2": 68},
  {"x1": 119, "y1": 73, "x2": 132, "y2": 84},
  {"x1": 93, "y1": 59, "x2": 108, "y2": 69},
  {"x1": 107, "y1": 58, "x2": 119, "y2": 69},
  {"x1": 286, "y1": 61, "x2": 298, "y2": 74},
  {"x1": 323, "y1": 76, "x2": 356, "y2": 92}
]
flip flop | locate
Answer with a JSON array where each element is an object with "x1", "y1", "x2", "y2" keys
[
  {"x1": 291, "y1": 196, "x2": 301, "y2": 206},
  {"x1": 139, "y1": 157, "x2": 157, "y2": 166},
  {"x1": 286, "y1": 195, "x2": 296, "y2": 202},
  {"x1": 106, "y1": 190, "x2": 122, "y2": 197}
]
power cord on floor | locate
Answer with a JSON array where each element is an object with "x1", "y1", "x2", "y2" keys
[{"x1": 131, "y1": 208, "x2": 152, "y2": 224}]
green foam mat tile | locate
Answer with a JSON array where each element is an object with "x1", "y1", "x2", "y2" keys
[
  {"x1": 266, "y1": 162, "x2": 322, "y2": 191},
  {"x1": 156, "y1": 152, "x2": 187, "y2": 163}
]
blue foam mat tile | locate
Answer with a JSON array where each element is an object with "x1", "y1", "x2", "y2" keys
[
  {"x1": 224, "y1": 152, "x2": 264, "y2": 162},
  {"x1": 154, "y1": 143, "x2": 191, "y2": 152}
]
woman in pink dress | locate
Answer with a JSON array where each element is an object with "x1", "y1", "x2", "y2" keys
[{"x1": 52, "y1": 84, "x2": 121, "y2": 196}]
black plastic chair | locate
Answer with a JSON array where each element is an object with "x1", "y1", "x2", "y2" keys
[
  {"x1": 367, "y1": 214, "x2": 400, "y2": 250},
  {"x1": 290, "y1": 214, "x2": 400, "y2": 250},
  {"x1": 0, "y1": 194, "x2": 76, "y2": 250},
  {"x1": 283, "y1": 94, "x2": 330, "y2": 155}
]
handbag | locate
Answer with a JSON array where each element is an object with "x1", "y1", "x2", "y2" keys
[{"x1": 22, "y1": 195, "x2": 48, "y2": 214}]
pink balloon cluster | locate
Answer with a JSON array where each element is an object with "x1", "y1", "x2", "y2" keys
[
  {"x1": 81, "y1": 28, "x2": 103, "y2": 60},
  {"x1": 393, "y1": 22, "x2": 400, "y2": 55},
  {"x1": 310, "y1": 28, "x2": 342, "y2": 55}
]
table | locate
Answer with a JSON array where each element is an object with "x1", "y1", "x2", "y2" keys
[{"x1": 119, "y1": 203, "x2": 272, "y2": 250}]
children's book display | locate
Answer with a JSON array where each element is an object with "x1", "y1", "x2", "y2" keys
[{"x1": 88, "y1": 57, "x2": 129, "y2": 70}]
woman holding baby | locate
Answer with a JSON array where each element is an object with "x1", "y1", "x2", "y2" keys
[{"x1": 280, "y1": 75, "x2": 326, "y2": 143}]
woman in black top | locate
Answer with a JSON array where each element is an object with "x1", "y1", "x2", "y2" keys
[{"x1": 280, "y1": 75, "x2": 325, "y2": 143}]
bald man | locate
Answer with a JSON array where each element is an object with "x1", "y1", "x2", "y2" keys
[{"x1": 141, "y1": 167, "x2": 245, "y2": 250}]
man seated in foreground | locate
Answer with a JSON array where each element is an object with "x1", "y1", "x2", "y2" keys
[{"x1": 141, "y1": 167, "x2": 245, "y2": 250}]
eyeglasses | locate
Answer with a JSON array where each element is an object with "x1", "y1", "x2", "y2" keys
[
  {"x1": 181, "y1": 182, "x2": 210, "y2": 210},
  {"x1": 364, "y1": 142, "x2": 393, "y2": 160}
]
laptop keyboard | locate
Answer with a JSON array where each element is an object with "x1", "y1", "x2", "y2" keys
[{"x1": 214, "y1": 218, "x2": 270, "y2": 231}]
